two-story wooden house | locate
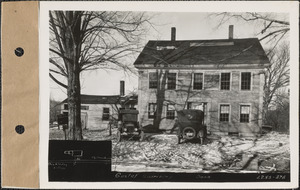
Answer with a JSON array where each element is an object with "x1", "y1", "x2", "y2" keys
[{"x1": 134, "y1": 26, "x2": 270, "y2": 136}]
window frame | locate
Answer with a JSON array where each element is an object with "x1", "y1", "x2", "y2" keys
[
  {"x1": 166, "y1": 104, "x2": 176, "y2": 119},
  {"x1": 63, "y1": 103, "x2": 68, "y2": 110},
  {"x1": 187, "y1": 102, "x2": 192, "y2": 110},
  {"x1": 167, "y1": 72, "x2": 177, "y2": 90},
  {"x1": 219, "y1": 104, "x2": 230, "y2": 122},
  {"x1": 148, "y1": 72, "x2": 158, "y2": 89},
  {"x1": 193, "y1": 73, "x2": 204, "y2": 90},
  {"x1": 220, "y1": 72, "x2": 231, "y2": 90},
  {"x1": 148, "y1": 103, "x2": 157, "y2": 119},
  {"x1": 102, "y1": 107, "x2": 110, "y2": 121},
  {"x1": 240, "y1": 72, "x2": 252, "y2": 91},
  {"x1": 239, "y1": 104, "x2": 251, "y2": 123}
]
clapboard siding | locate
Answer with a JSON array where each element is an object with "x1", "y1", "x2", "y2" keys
[{"x1": 137, "y1": 69, "x2": 264, "y2": 136}]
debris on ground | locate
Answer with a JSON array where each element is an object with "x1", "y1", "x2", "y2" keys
[{"x1": 49, "y1": 128, "x2": 290, "y2": 173}]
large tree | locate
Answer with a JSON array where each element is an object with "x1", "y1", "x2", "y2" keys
[
  {"x1": 263, "y1": 44, "x2": 290, "y2": 122},
  {"x1": 49, "y1": 11, "x2": 151, "y2": 140},
  {"x1": 212, "y1": 12, "x2": 289, "y2": 49},
  {"x1": 265, "y1": 89, "x2": 289, "y2": 132}
]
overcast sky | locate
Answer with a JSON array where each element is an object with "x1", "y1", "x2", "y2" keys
[{"x1": 50, "y1": 12, "x2": 288, "y2": 101}]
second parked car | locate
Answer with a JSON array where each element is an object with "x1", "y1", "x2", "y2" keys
[
  {"x1": 117, "y1": 108, "x2": 141, "y2": 142},
  {"x1": 175, "y1": 109, "x2": 207, "y2": 144}
]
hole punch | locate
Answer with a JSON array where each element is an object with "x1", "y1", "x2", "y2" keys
[
  {"x1": 15, "y1": 125, "x2": 25, "y2": 134},
  {"x1": 15, "y1": 47, "x2": 24, "y2": 57}
]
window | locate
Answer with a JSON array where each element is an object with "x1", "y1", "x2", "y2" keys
[
  {"x1": 81, "y1": 105, "x2": 89, "y2": 110},
  {"x1": 220, "y1": 105, "x2": 230, "y2": 122},
  {"x1": 166, "y1": 104, "x2": 175, "y2": 119},
  {"x1": 193, "y1": 73, "x2": 203, "y2": 90},
  {"x1": 241, "y1": 72, "x2": 251, "y2": 90},
  {"x1": 204, "y1": 74, "x2": 220, "y2": 90},
  {"x1": 64, "y1": 104, "x2": 68, "y2": 110},
  {"x1": 167, "y1": 73, "x2": 176, "y2": 89},
  {"x1": 187, "y1": 102, "x2": 192, "y2": 109},
  {"x1": 149, "y1": 72, "x2": 158, "y2": 89},
  {"x1": 221, "y1": 73, "x2": 230, "y2": 90},
  {"x1": 240, "y1": 105, "x2": 250, "y2": 123},
  {"x1": 102, "y1": 107, "x2": 110, "y2": 121},
  {"x1": 148, "y1": 103, "x2": 156, "y2": 119}
]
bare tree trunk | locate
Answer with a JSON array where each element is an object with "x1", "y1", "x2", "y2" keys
[
  {"x1": 262, "y1": 88, "x2": 268, "y2": 125},
  {"x1": 65, "y1": 11, "x2": 83, "y2": 140},
  {"x1": 49, "y1": 11, "x2": 151, "y2": 140},
  {"x1": 67, "y1": 67, "x2": 82, "y2": 140},
  {"x1": 153, "y1": 70, "x2": 168, "y2": 130},
  {"x1": 262, "y1": 102, "x2": 268, "y2": 125}
]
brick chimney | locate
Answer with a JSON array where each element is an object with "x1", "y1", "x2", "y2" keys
[
  {"x1": 229, "y1": 25, "x2": 234, "y2": 39},
  {"x1": 171, "y1": 27, "x2": 176, "y2": 41},
  {"x1": 120, "y1": 81, "x2": 125, "y2": 96}
]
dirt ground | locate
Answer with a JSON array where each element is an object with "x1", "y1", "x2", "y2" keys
[{"x1": 49, "y1": 127, "x2": 290, "y2": 173}]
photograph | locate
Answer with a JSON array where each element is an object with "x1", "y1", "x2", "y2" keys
[{"x1": 40, "y1": 2, "x2": 297, "y2": 187}]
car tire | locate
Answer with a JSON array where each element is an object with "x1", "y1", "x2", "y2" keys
[{"x1": 182, "y1": 127, "x2": 196, "y2": 140}]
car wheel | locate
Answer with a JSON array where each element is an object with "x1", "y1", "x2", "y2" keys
[
  {"x1": 182, "y1": 127, "x2": 196, "y2": 140},
  {"x1": 117, "y1": 130, "x2": 122, "y2": 142}
]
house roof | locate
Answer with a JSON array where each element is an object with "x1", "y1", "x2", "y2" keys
[
  {"x1": 133, "y1": 38, "x2": 270, "y2": 67},
  {"x1": 62, "y1": 95, "x2": 120, "y2": 105},
  {"x1": 61, "y1": 94, "x2": 138, "y2": 105}
]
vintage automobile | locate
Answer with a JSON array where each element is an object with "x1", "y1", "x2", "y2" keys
[
  {"x1": 175, "y1": 109, "x2": 207, "y2": 144},
  {"x1": 117, "y1": 108, "x2": 141, "y2": 142}
]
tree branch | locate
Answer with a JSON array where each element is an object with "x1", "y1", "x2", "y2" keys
[{"x1": 49, "y1": 73, "x2": 68, "y2": 89}]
